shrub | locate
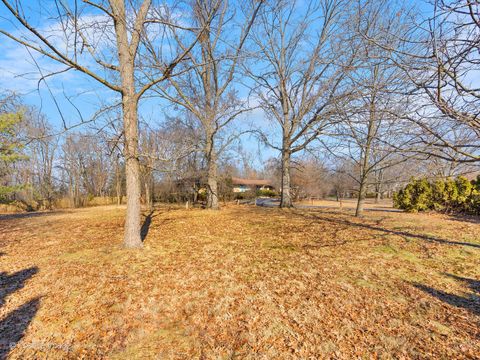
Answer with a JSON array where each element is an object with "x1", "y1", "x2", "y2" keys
[
  {"x1": 394, "y1": 176, "x2": 480, "y2": 215},
  {"x1": 234, "y1": 192, "x2": 256, "y2": 200},
  {"x1": 256, "y1": 189, "x2": 276, "y2": 197},
  {"x1": 470, "y1": 190, "x2": 480, "y2": 215},
  {"x1": 393, "y1": 178, "x2": 432, "y2": 212}
]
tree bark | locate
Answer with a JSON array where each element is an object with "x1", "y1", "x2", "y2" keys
[
  {"x1": 355, "y1": 176, "x2": 367, "y2": 217},
  {"x1": 113, "y1": 0, "x2": 145, "y2": 248},
  {"x1": 374, "y1": 170, "x2": 383, "y2": 204},
  {"x1": 122, "y1": 94, "x2": 142, "y2": 248},
  {"x1": 355, "y1": 134, "x2": 372, "y2": 217},
  {"x1": 355, "y1": 75, "x2": 377, "y2": 217},
  {"x1": 280, "y1": 149, "x2": 292, "y2": 208},
  {"x1": 115, "y1": 157, "x2": 122, "y2": 205},
  {"x1": 375, "y1": 187, "x2": 381, "y2": 204},
  {"x1": 145, "y1": 174, "x2": 153, "y2": 211},
  {"x1": 205, "y1": 141, "x2": 219, "y2": 210},
  {"x1": 150, "y1": 174, "x2": 154, "y2": 209}
]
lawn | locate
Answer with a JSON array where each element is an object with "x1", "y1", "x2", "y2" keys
[{"x1": 0, "y1": 204, "x2": 479, "y2": 359}]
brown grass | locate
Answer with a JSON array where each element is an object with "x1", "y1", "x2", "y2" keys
[
  {"x1": 0, "y1": 204, "x2": 479, "y2": 359},
  {"x1": 296, "y1": 198, "x2": 394, "y2": 210}
]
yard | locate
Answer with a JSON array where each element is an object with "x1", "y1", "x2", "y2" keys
[{"x1": 0, "y1": 204, "x2": 479, "y2": 359}]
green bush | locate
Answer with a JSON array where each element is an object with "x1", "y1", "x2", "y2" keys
[
  {"x1": 470, "y1": 190, "x2": 480, "y2": 215},
  {"x1": 393, "y1": 178, "x2": 432, "y2": 212},
  {"x1": 256, "y1": 189, "x2": 276, "y2": 197},
  {"x1": 394, "y1": 176, "x2": 480, "y2": 215},
  {"x1": 234, "y1": 192, "x2": 256, "y2": 200}
]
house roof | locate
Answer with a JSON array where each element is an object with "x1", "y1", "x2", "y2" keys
[
  {"x1": 232, "y1": 177, "x2": 272, "y2": 186},
  {"x1": 464, "y1": 171, "x2": 480, "y2": 181}
]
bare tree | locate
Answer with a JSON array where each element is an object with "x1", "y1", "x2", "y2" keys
[
  {"x1": 363, "y1": 0, "x2": 480, "y2": 163},
  {"x1": 329, "y1": 160, "x2": 358, "y2": 201},
  {"x1": 339, "y1": 63, "x2": 409, "y2": 216},
  {"x1": 24, "y1": 109, "x2": 59, "y2": 209},
  {"x1": 0, "y1": 0, "x2": 218, "y2": 247},
  {"x1": 291, "y1": 157, "x2": 330, "y2": 200},
  {"x1": 139, "y1": 130, "x2": 156, "y2": 211},
  {"x1": 326, "y1": 0, "x2": 414, "y2": 216},
  {"x1": 153, "y1": 0, "x2": 263, "y2": 209},
  {"x1": 137, "y1": 117, "x2": 201, "y2": 205},
  {"x1": 247, "y1": 0, "x2": 354, "y2": 207},
  {"x1": 417, "y1": 0, "x2": 480, "y2": 161},
  {"x1": 61, "y1": 134, "x2": 84, "y2": 207}
]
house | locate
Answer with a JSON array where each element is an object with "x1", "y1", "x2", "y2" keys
[{"x1": 231, "y1": 177, "x2": 275, "y2": 193}]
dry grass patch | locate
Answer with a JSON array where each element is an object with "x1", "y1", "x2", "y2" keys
[{"x1": 0, "y1": 204, "x2": 479, "y2": 358}]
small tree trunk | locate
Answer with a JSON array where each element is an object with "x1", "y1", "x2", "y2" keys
[
  {"x1": 356, "y1": 96, "x2": 375, "y2": 217},
  {"x1": 145, "y1": 177, "x2": 153, "y2": 211},
  {"x1": 116, "y1": 158, "x2": 122, "y2": 205},
  {"x1": 150, "y1": 175, "x2": 155, "y2": 207},
  {"x1": 74, "y1": 178, "x2": 80, "y2": 208},
  {"x1": 68, "y1": 176, "x2": 74, "y2": 207},
  {"x1": 280, "y1": 149, "x2": 292, "y2": 208},
  {"x1": 356, "y1": 176, "x2": 367, "y2": 216},
  {"x1": 193, "y1": 184, "x2": 198, "y2": 204},
  {"x1": 374, "y1": 170, "x2": 383, "y2": 204}
]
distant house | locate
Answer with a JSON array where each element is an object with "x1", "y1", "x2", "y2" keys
[
  {"x1": 231, "y1": 177, "x2": 275, "y2": 193},
  {"x1": 465, "y1": 171, "x2": 480, "y2": 182}
]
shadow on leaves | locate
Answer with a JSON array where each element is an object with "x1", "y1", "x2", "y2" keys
[{"x1": 0, "y1": 267, "x2": 40, "y2": 359}]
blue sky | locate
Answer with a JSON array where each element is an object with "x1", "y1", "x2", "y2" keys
[
  {"x1": 0, "y1": 0, "x2": 432, "y2": 169},
  {"x1": 0, "y1": 0, "x2": 279, "y2": 170}
]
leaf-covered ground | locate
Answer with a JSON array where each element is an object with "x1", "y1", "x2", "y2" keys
[{"x1": 0, "y1": 204, "x2": 479, "y2": 359}]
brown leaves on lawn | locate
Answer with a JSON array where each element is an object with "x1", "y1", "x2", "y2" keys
[{"x1": 0, "y1": 205, "x2": 479, "y2": 359}]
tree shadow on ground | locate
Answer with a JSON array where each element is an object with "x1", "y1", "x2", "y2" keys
[
  {"x1": 0, "y1": 267, "x2": 40, "y2": 359},
  {"x1": 446, "y1": 213, "x2": 480, "y2": 225},
  {"x1": 0, "y1": 211, "x2": 60, "y2": 221},
  {"x1": 0, "y1": 268, "x2": 38, "y2": 307},
  {"x1": 413, "y1": 274, "x2": 480, "y2": 316},
  {"x1": 141, "y1": 210, "x2": 160, "y2": 242},
  {"x1": 0, "y1": 298, "x2": 40, "y2": 359},
  {"x1": 292, "y1": 210, "x2": 480, "y2": 249}
]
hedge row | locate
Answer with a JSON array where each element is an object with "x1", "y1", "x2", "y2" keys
[{"x1": 393, "y1": 176, "x2": 480, "y2": 215}]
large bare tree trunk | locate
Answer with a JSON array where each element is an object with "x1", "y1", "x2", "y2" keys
[
  {"x1": 122, "y1": 93, "x2": 142, "y2": 248},
  {"x1": 205, "y1": 139, "x2": 219, "y2": 210},
  {"x1": 206, "y1": 166, "x2": 219, "y2": 210},
  {"x1": 280, "y1": 149, "x2": 292, "y2": 208},
  {"x1": 114, "y1": 0, "x2": 145, "y2": 248}
]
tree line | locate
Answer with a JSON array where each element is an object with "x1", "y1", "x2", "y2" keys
[{"x1": 0, "y1": 0, "x2": 478, "y2": 248}]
